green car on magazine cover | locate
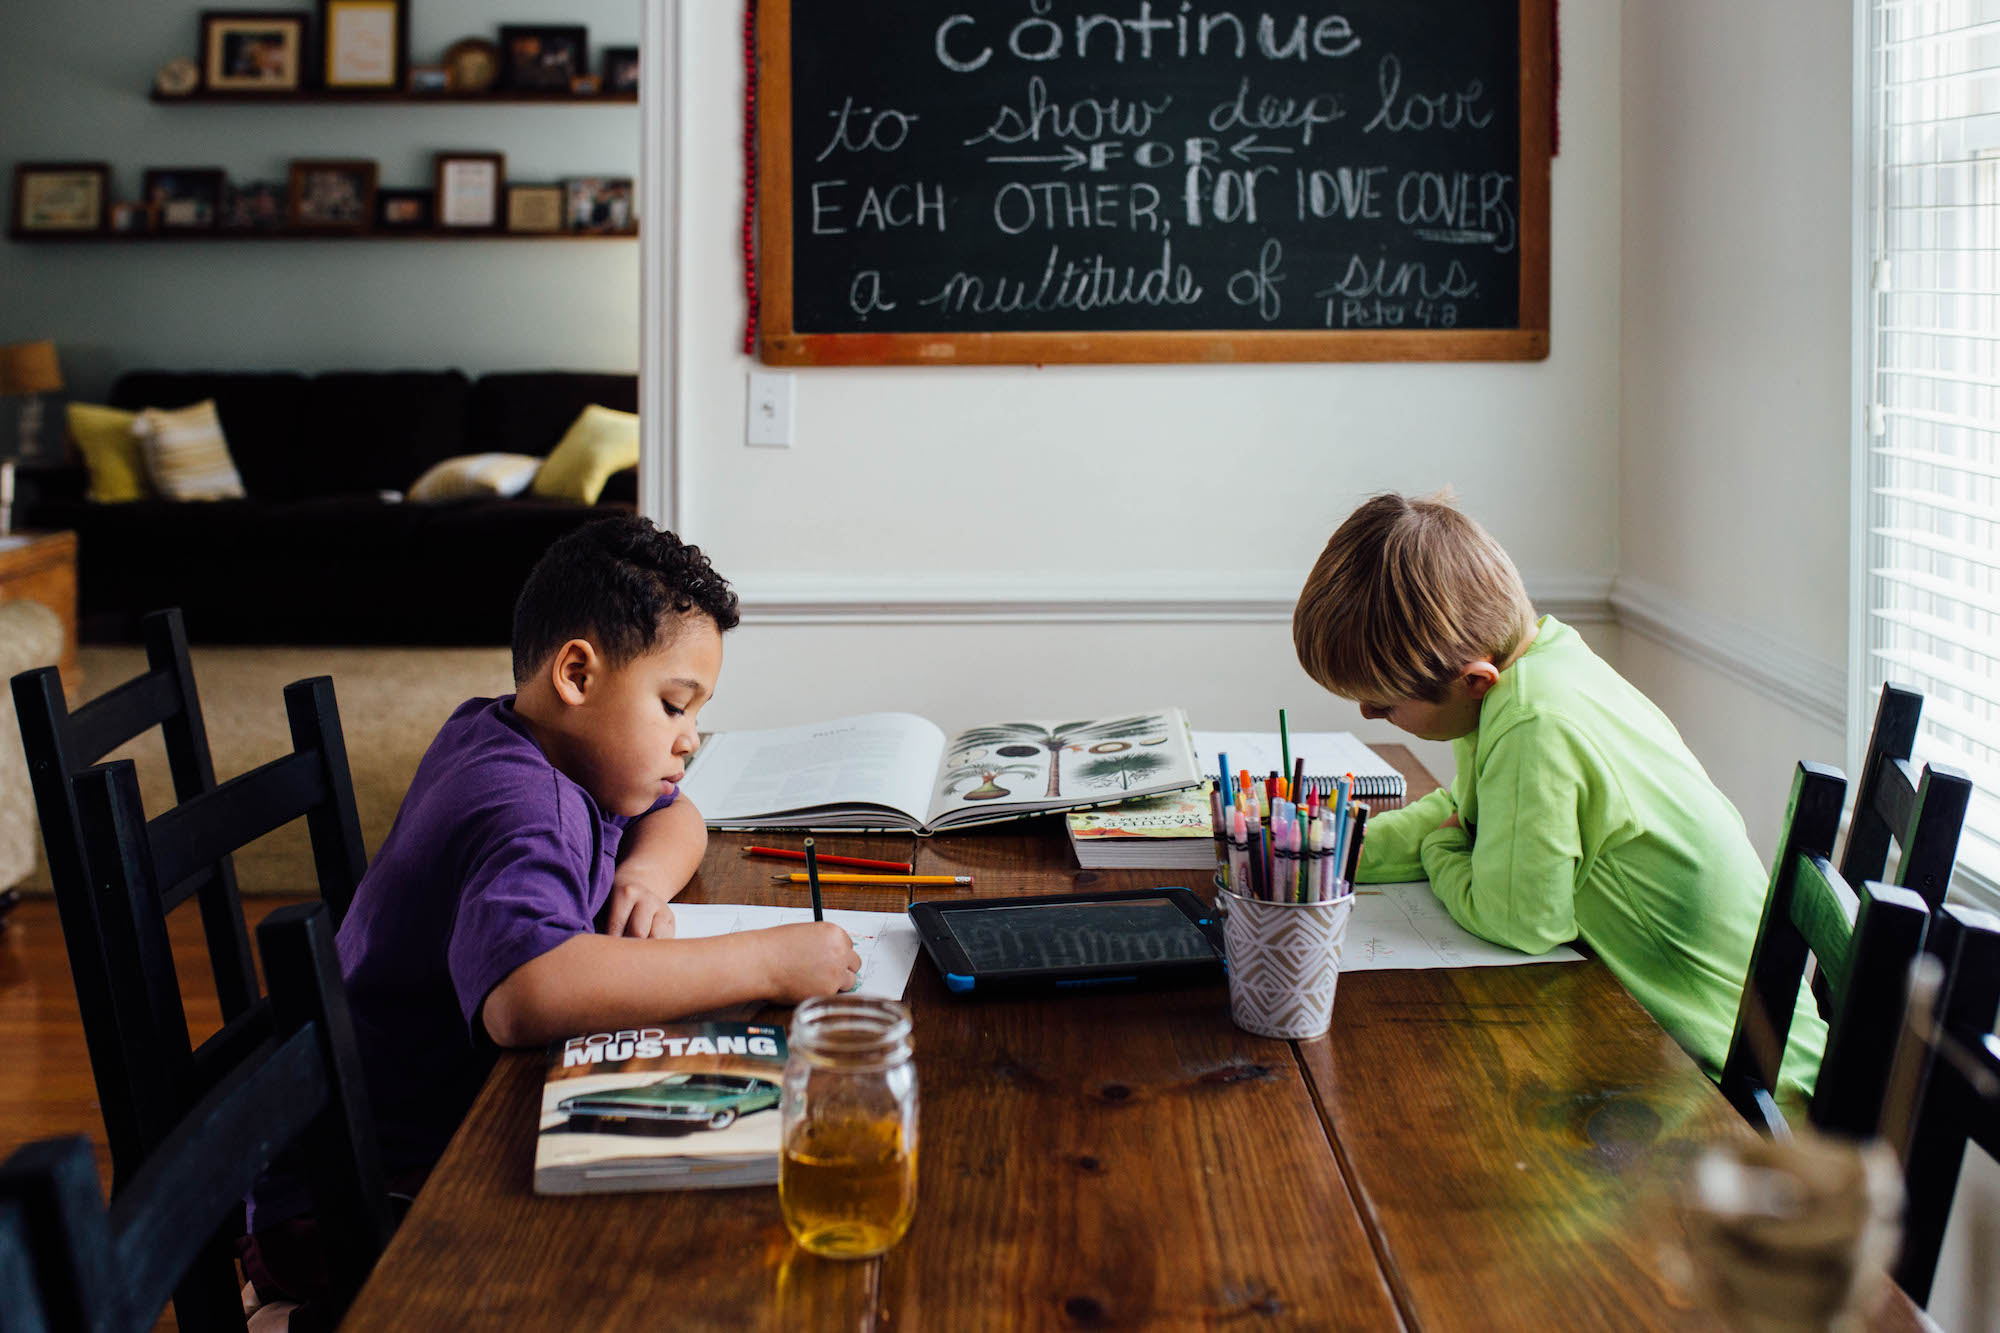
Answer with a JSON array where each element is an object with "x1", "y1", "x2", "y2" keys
[{"x1": 557, "y1": 1073, "x2": 781, "y2": 1135}]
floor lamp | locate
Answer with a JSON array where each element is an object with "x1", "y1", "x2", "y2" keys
[{"x1": 0, "y1": 341, "x2": 63, "y2": 538}]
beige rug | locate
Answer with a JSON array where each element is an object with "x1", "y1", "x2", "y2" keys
[{"x1": 19, "y1": 644, "x2": 516, "y2": 895}]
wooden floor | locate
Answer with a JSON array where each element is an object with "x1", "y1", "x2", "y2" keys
[{"x1": 0, "y1": 893, "x2": 311, "y2": 1329}]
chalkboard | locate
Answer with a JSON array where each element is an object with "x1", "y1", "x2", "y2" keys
[{"x1": 756, "y1": 0, "x2": 1551, "y2": 365}]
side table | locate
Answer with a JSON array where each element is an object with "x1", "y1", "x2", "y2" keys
[{"x1": 0, "y1": 530, "x2": 78, "y2": 697}]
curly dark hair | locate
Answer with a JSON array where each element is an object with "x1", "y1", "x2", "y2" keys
[{"x1": 512, "y1": 515, "x2": 740, "y2": 682}]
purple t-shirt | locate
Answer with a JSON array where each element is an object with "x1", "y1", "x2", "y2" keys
[{"x1": 251, "y1": 696, "x2": 671, "y2": 1227}]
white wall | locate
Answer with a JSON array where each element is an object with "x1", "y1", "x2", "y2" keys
[
  {"x1": 663, "y1": 0, "x2": 1626, "y2": 769},
  {"x1": 0, "y1": 0, "x2": 641, "y2": 406},
  {"x1": 1617, "y1": 0, "x2": 1853, "y2": 852}
]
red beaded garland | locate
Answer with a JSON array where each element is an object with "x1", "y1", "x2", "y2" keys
[{"x1": 742, "y1": 0, "x2": 761, "y2": 355}]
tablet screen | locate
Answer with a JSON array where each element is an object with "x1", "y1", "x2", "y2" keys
[{"x1": 941, "y1": 897, "x2": 1217, "y2": 975}]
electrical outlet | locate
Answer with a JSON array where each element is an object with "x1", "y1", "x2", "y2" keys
[{"x1": 746, "y1": 370, "x2": 794, "y2": 447}]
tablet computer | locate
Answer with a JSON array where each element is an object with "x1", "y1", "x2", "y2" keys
[{"x1": 907, "y1": 887, "x2": 1224, "y2": 997}]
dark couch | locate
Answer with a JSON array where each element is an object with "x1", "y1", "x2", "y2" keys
[{"x1": 19, "y1": 369, "x2": 638, "y2": 645}]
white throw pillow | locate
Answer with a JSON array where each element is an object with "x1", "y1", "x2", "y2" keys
[
  {"x1": 407, "y1": 453, "x2": 544, "y2": 503},
  {"x1": 131, "y1": 400, "x2": 247, "y2": 501}
]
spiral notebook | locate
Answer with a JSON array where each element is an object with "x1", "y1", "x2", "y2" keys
[{"x1": 1193, "y1": 730, "x2": 1406, "y2": 800}]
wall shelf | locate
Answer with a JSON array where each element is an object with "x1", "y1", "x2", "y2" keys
[
  {"x1": 8, "y1": 228, "x2": 637, "y2": 243},
  {"x1": 150, "y1": 90, "x2": 637, "y2": 106}
]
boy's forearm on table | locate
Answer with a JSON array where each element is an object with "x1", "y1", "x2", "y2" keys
[
  {"x1": 482, "y1": 931, "x2": 776, "y2": 1048},
  {"x1": 1356, "y1": 787, "x2": 1453, "y2": 883},
  {"x1": 615, "y1": 796, "x2": 708, "y2": 899},
  {"x1": 1420, "y1": 827, "x2": 1577, "y2": 956}
]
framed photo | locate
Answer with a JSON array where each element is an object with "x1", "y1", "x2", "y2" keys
[
  {"x1": 442, "y1": 37, "x2": 500, "y2": 93},
  {"x1": 142, "y1": 167, "x2": 226, "y2": 230},
  {"x1": 109, "y1": 202, "x2": 158, "y2": 234},
  {"x1": 435, "y1": 152, "x2": 504, "y2": 229},
  {"x1": 287, "y1": 158, "x2": 377, "y2": 229},
  {"x1": 506, "y1": 184, "x2": 565, "y2": 234},
  {"x1": 499, "y1": 25, "x2": 587, "y2": 92},
  {"x1": 602, "y1": 46, "x2": 638, "y2": 95},
  {"x1": 376, "y1": 187, "x2": 432, "y2": 230},
  {"x1": 222, "y1": 180, "x2": 288, "y2": 230},
  {"x1": 563, "y1": 177, "x2": 633, "y2": 234},
  {"x1": 200, "y1": 12, "x2": 306, "y2": 92},
  {"x1": 319, "y1": 0, "x2": 405, "y2": 90},
  {"x1": 12, "y1": 162, "x2": 109, "y2": 233}
]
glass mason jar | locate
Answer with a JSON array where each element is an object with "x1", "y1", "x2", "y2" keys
[{"x1": 779, "y1": 995, "x2": 919, "y2": 1259}]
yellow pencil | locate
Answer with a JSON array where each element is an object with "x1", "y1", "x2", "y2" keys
[{"x1": 770, "y1": 873, "x2": 972, "y2": 887}]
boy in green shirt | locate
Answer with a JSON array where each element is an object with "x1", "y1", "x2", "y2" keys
[{"x1": 1293, "y1": 492, "x2": 1825, "y2": 1094}]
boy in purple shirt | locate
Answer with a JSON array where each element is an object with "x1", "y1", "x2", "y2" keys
[{"x1": 246, "y1": 516, "x2": 857, "y2": 1319}]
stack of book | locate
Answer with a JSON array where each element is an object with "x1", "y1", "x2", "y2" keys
[{"x1": 1066, "y1": 785, "x2": 1221, "y2": 870}]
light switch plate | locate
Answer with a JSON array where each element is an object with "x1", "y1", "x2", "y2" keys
[{"x1": 746, "y1": 370, "x2": 794, "y2": 447}]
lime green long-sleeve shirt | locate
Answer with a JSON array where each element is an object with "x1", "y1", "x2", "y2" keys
[{"x1": 1357, "y1": 616, "x2": 1826, "y2": 1095}]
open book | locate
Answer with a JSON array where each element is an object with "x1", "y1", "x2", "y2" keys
[{"x1": 677, "y1": 708, "x2": 1201, "y2": 833}]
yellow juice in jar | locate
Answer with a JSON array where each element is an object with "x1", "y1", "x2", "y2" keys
[{"x1": 780, "y1": 1118, "x2": 917, "y2": 1258}]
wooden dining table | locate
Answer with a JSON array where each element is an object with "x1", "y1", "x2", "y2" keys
[{"x1": 342, "y1": 747, "x2": 1926, "y2": 1331}]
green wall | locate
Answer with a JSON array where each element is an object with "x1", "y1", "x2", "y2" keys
[{"x1": 0, "y1": 0, "x2": 640, "y2": 438}]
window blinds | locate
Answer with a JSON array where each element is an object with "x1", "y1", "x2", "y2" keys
[{"x1": 1866, "y1": 0, "x2": 2000, "y2": 871}]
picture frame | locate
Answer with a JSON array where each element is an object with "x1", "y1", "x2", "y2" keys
[
  {"x1": 142, "y1": 167, "x2": 227, "y2": 231},
  {"x1": 376, "y1": 187, "x2": 433, "y2": 230},
  {"x1": 601, "y1": 46, "x2": 638, "y2": 95},
  {"x1": 442, "y1": 36, "x2": 500, "y2": 94},
  {"x1": 109, "y1": 201, "x2": 158, "y2": 234},
  {"x1": 287, "y1": 158, "x2": 378, "y2": 229},
  {"x1": 563, "y1": 176, "x2": 633, "y2": 234},
  {"x1": 435, "y1": 152, "x2": 504, "y2": 230},
  {"x1": 200, "y1": 11, "x2": 306, "y2": 93},
  {"x1": 11, "y1": 162, "x2": 109, "y2": 233},
  {"x1": 499, "y1": 24, "x2": 587, "y2": 92},
  {"x1": 319, "y1": 0, "x2": 405, "y2": 90},
  {"x1": 505, "y1": 184, "x2": 565, "y2": 234},
  {"x1": 222, "y1": 180, "x2": 288, "y2": 230}
]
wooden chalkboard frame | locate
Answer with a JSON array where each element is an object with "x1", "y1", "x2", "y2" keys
[{"x1": 756, "y1": 1, "x2": 1551, "y2": 366}]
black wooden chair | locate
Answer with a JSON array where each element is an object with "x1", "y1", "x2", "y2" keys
[
  {"x1": 0, "y1": 902, "x2": 392, "y2": 1333},
  {"x1": 11, "y1": 614, "x2": 366, "y2": 1191},
  {"x1": 58, "y1": 742, "x2": 378, "y2": 1329},
  {"x1": 1720, "y1": 763, "x2": 1932, "y2": 1139},
  {"x1": 1893, "y1": 904, "x2": 2000, "y2": 1307}
]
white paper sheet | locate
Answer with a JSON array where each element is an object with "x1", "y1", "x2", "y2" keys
[
  {"x1": 667, "y1": 903, "x2": 921, "y2": 1000},
  {"x1": 1337, "y1": 881, "x2": 1584, "y2": 971}
]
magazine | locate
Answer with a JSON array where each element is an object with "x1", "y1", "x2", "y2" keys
[
  {"x1": 535, "y1": 1021, "x2": 787, "y2": 1195},
  {"x1": 678, "y1": 708, "x2": 1201, "y2": 833}
]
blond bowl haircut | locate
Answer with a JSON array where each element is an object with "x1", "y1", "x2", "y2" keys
[{"x1": 1293, "y1": 492, "x2": 1538, "y2": 704}]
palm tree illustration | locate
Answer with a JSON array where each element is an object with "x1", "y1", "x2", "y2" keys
[
  {"x1": 1077, "y1": 751, "x2": 1173, "y2": 792},
  {"x1": 941, "y1": 762, "x2": 1040, "y2": 802},
  {"x1": 949, "y1": 716, "x2": 1164, "y2": 798}
]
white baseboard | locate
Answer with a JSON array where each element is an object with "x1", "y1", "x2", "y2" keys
[
  {"x1": 730, "y1": 572, "x2": 1617, "y2": 627},
  {"x1": 1610, "y1": 576, "x2": 1846, "y2": 732}
]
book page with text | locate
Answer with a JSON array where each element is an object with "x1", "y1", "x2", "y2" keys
[{"x1": 677, "y1": 713, "x2": 944, "y2": 824}]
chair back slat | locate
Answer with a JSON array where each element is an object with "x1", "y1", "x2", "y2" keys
[
  {"x1": 1838, "y1": 686, "x2": 1973, "y2": 912},
  {"x1": 1811, "y1": 882, "x2": 1929, "y2": 1139},
  {"x1": 61, "y1": 671, "x2": 183, "y2": 770},
  {"x1": 146, "y1": 750, "x2": 328, "y2": 892},
  {"x1": 1895, "y1": 905, "x2": 2000, "y2": 1307},
  {"x1": 1786, "y1": 853, "x2": 1860, "y2": 1006},
  {"x1": 1896, "y1": 764, "x2": 1973, "y2": 908}
]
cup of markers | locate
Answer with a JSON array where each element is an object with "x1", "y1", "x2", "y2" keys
[{"x1": 1207, "y1": 763, "x2": 1367, "y2": 1040}]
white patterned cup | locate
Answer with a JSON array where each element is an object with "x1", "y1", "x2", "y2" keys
[{"x1": 1219, "y1": 887, "x2": 1353, "y2": 1040}]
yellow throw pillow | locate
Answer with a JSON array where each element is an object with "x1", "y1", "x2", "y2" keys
[
  {"x1": 132, "y1": 400, "x2": 247, "y2": 501},
  {"x1": 408, "y1": 453, "x2": 544, "y2": 503},
  {"x1": 530, "y1": 405, "x2": 639, "y2": 504},
  {"x1": 67, "y1": 403, "x2": 149, "y2": 503}
]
